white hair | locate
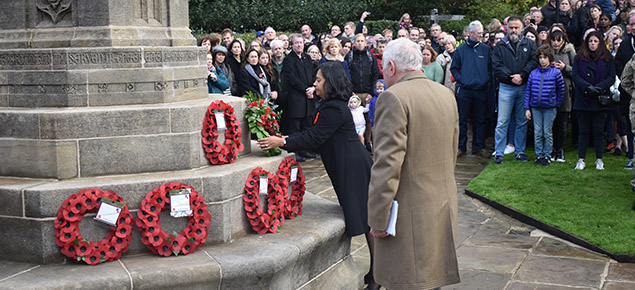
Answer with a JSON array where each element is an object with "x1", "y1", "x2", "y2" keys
[
  {"x1": 270, "y1": 39, "x2": 283, "y2": 49},
  {"x1": 382, "y1": 38, "x2": 423, "y2": 73},
  {"x1": 468, "y1": 20, "x2": 483, "y2": 33},
  {"x1": 265, "y1": 27, "x2": 275, "y2": 33}
]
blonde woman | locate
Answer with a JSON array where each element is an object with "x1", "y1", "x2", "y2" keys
[{"x1": 319, "y1": 39, "x2": 351, "y2": 80}]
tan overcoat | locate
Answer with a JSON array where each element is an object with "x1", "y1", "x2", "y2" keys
[{"x1": 368, "y1": 70, "x2": 460, "y2": 289}]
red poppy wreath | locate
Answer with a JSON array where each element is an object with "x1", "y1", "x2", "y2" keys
[
  {"x1": 55, "y1": 189, "x2": 134, "y2": 265},
  {"x1": 202, "y1": 100, "x2": 244, "y2": 165},
  {"x1": 136, "y1": 182, "x2": 211, "y2": 257},
  {"x1": 275, "y1": 157, "x2": 306, "y2": 219},
  {"x1": 243, "y1": 167, "x2": 286, "y2": 234}
]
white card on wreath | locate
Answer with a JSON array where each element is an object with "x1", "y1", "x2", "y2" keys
[
  {"x1": 290, "y1": 166, "x2": 298, "y2": 182},
  {"x1": 259, "y1": 174, "x2": 268, "y2": 194},
  {"x1": 95, "y1": 200, "x2": 122, "y2": 227},
  {"x1": 170, "y1": 189, "x2": 193, "y2": 218},
  {"x1": 214, "y1": 110, "x2": 226, "y2": 130}
]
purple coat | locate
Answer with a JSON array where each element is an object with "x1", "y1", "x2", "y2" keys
[{"x1": 524, "y1": 66, "x2": 565, "y2": 110}]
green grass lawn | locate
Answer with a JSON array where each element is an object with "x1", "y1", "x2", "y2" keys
[{"x1": 467, "y1": 146, "x2": 635, "y2": 254}]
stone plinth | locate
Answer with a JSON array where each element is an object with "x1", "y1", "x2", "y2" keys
[{"x1": 0, "y1": 147, "x2": 285, "y2": 264}]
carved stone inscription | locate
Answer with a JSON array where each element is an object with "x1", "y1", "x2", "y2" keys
[
  {"x1": 0, "y1": 53, "x2": 51, "y2": 66},
  {"x1": 68, "y1": 52, "x2": 141, "y2": 65}
]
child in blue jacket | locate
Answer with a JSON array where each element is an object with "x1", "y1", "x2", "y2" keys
[{"x1": 524, "y1": 45, "x2": 565, "y2": 165}]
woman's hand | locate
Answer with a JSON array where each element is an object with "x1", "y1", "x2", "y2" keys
[
  {"x1": 525, "y1": 109, "x2": 532, "y2": 120},
  {"x1": 554, "y1": 60, "x2": 565, "y2": 71},
  {"x1": 257, "y1": 136, "x2": 286, "y2": 150},
  {"x1": 271, "y1": 91, "x2": 278, "y2": 100}
]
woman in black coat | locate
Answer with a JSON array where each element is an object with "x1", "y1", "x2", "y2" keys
[
  {"x1": 238, "y1": 47, "x2": 278, "y2": 99},
  {"x1": 572, "y1": 30, "x2": 616, "y2": 170},
  {"x1": 257, "y1": 62, "x2": 379, "y2": 289}
]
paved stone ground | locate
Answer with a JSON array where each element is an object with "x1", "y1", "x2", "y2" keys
[{"x1": 301, "y1": 153, "x2": 635, "y2": 290}]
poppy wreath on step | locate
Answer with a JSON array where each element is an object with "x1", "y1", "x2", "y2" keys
[
  {"x1": 202, "y1": 100, "x2": 244, "y2": 165},
  {"x1": 136, "y1": 182, "x2": 211, "y2": 256},
  {"x1": 275, "y1": 157, "x2": 306, "y2": 219},
  {"x1": 55, "y1": 189, "x2": 134, "y2": 265},
  {"x1": 243, "y1": 167, "x2": 285, "y2": 234}
]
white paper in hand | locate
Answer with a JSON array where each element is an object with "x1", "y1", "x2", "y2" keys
[{"x1": 386, "y1": 200, "x2": 398, "y2": 236}]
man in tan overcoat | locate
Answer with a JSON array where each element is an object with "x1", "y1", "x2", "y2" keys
[{"x1": 368, "y1": 38, "x2": 460, "y2": 290}]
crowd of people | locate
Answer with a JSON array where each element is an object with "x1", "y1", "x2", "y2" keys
[
  {"x1": 198, "y1": 1, "x2": 635, "y2": 288},
  {"x1": 202, "y1": 0, "x2": 635, "y2": 174}
]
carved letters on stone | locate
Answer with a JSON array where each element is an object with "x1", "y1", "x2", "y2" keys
[
  {"x1": 98, "y1": 84, "x2": 108, "y2": 93},
  {"x1": 38, "y1": 85, "x2": 46, "y2": 94},
  {"x1": 173, "y1": 81, "x2": 179, "y2": 89},
  {"x1": 126, "y1": 83, "x2": 135, "y2": 92},
  {"x1": 61, "y1": 85, "x2": 77, "y2": 94},
  {"x1": 37, "y1": 0, "x2": 72, "y2": 24},
  {"x1": 154, "y1": 82, "x2": 167, "y2": 91},
  {"x1": 67, "y1": 52, "x2": 141, "y2": 65}
]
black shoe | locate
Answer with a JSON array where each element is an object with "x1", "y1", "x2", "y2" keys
[
  {"x1": 614, "y1": 147, "x2": 622, "y2": 156},
  {"x1": 514, "y1": 153, "x2": 530, "y2": 162},
  {"x1": 295, "y1": 154, "x2": 306, "y2": 162}
]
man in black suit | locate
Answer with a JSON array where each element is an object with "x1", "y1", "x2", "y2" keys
[{"x1": 282, "y1": 34, "x2": 317, "y2": 161}]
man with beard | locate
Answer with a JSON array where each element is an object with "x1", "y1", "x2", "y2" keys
[{"x1": 491, "y1": 15, "x2": 538, "y2": 164}]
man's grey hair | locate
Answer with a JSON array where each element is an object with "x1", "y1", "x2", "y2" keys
[
  {"x1": 290, "y1": 33, "x2": 303, "y2": 43},
  {"x1": 468, "y1": 20, "x2": 483, "y2": 33},
  {"x1": 265, "y1": 26, "x2": 275, "y2": 33},
  {"x1": 431, "y1": 23, "x2": 441, "y2": 30},
  {"x1": 382, "y1": 38, "x2": 423, "y2": 73},
  {"x1": 270, "y1": 39, "x2": 283, "y2": 49}
]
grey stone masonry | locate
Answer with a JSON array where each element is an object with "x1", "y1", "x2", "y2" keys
[
  {"x1": 0, "y1": 0, "x2": 192, "y2": 49},
  {"x1": 0, "y1": 96, "x2": 251, "y2": 179},
  {"x1": 0, "y1": 147, "x2": 289, "y2": 264}
]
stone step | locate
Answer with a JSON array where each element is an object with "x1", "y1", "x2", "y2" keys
[
  {"x1": 0, "y1": 143, "x2": 292, "y2": 264},
  {"x1": 0, "y1": 193, "x2": 361, "y2": 289},
  {"x1": 0, "y1": 95, "x2": 252, "y2": 179}
]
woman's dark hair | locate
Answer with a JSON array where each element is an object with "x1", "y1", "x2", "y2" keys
[
  {"x1": 547, "y1": 25, "x2": 569, "y2": 44},
  {"x1": 523, "y1": 26, "x2": 538, "y2": 39},
  {"x1": 576, "y1": 30, "x2": 613, "y2": 62},
  {"x1": 229, "y1": 39, "x2": 244, "y2": 57},
  {"x1": 199, "y1": 37, "x2": 211, "y2": 47},
  {"x1": 242, "y1": 47, "x2": 260, "y2": 68},
  {"x1": 318, "y1": 62, "x2": 352, "y2": 101}
]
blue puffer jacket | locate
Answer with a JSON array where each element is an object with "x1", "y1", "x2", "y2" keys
[{"x1": 524, "y1": 66, "x2": 565, "y2": 110}]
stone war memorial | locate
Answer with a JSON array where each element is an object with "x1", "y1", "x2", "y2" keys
[{"x1": 0, "y1": 1, "x2": 359, "y2": 288}]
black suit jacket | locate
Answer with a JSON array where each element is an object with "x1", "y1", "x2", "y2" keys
[{"x1": 282, "y1": 52, "x2": 315, "y2": 118}]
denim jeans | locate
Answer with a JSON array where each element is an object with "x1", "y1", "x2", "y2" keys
[
  {"x1": 457, "y1": 87, "x2": 487, "y2": 152},
  {"x1": 495, "y1": 83, "x2": 528, "y2": 156},
  {"x1": 531, "y1": 107, "x2": 557, "y2": 159}
]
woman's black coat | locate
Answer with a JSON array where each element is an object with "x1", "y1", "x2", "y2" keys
[{"x1": 286, "y1": 98, "x2": 372, "y2": 236}]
